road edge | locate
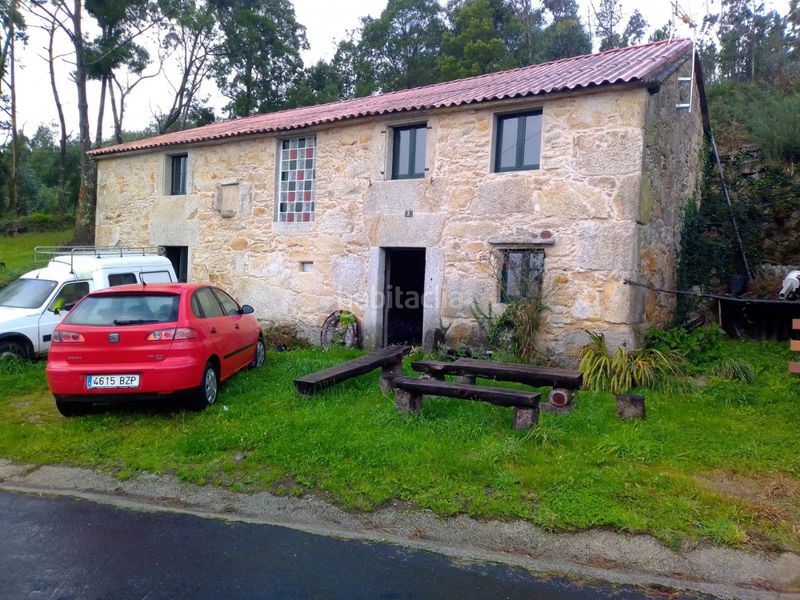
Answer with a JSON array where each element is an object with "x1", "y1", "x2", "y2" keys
[{"x1": 1, "y1": 460, "x2": 798, "y2": 600}]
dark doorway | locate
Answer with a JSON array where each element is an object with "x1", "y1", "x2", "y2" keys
[
  {"x1": 163, "y1": 246, "x2": 188, "y2": 282},
  {"x1": 384, "y1": 247, "x2": 426, "y2": 346}
]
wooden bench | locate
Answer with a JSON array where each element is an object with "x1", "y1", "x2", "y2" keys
[
  {"x1": 411, "y1": 357, "x2": 582, "y2": 411},
  {"x1": 411, "y1": 357, "x2": 582, "y2": 388},
  {"x1": 392, "y1": 376, "x2": 541, "y2": 429},
  {"x1": 294, "y1": 345, "x2": 410, "y2": 395}
]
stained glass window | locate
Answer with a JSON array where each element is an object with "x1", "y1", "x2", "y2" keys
[{"x1": 278, "y1": 136, "x2": 316, "y2": 223}]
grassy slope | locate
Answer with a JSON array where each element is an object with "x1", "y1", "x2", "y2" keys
[
  {"x1": 0, "y1": 229, "x2": 73, "y2": 287},
  {"x1": 0, "y1": 340, "x2": 798, "y2": 552}
]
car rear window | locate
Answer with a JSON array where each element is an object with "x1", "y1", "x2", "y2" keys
[{"x1": 64, "y1": 293, "x2": 180, "y2": 326}]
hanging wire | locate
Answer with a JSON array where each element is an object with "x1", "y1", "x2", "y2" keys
[
  {"x1": 672, "y1": 0, "x2": 752, "y2": 279},
  {"x1": 710, "y1": 133, "x2": 754, "y2": 279}
]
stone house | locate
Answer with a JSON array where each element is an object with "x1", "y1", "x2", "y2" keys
[{"x1": 89, "y1": 39, "x2": 707, "y2": 355}]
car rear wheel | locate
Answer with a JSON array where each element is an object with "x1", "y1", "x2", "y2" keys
[
  {"x1": 54, "y1": 397, "x2": 94, "y2": 417},
  {"x1": 249, "y1": 338, "x2": 266, "y2": 369},
  {"x1": 190, "y1": 362, "x2": 219, "y2": 411},
  {"x1": 0, "y1": 341, "x2": 28, "y2": 361}
]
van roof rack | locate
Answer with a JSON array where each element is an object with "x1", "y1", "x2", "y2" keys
[{"x1": 34, "y1": 246, "x2": 166, "y2": 273}]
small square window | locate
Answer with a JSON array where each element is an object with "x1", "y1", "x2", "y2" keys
[
  {"x1": 500, "y1": 249, "x2": 544, "y2": 303},
  {"x1": 494, "y1": 111, "x2": 542, "y2": 172},
  {"x1": 169, "y1": 154, "x2": 188, "y2": 195},
  {"x1": 391, "y1": 124, "x2": 427, "y2": 179}
]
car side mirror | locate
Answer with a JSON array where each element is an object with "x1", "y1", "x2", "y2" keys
[{"x1": 240, "y1": 304, "x2": 254, "y2": 315}]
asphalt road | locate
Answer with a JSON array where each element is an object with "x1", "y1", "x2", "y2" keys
[{"x1": 0, "y1": 490, "x2": 710, "y2": 600}]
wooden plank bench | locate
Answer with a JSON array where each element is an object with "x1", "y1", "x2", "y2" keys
[
  {"x1": 392, "y1": 376, "x2": 541, "y2": 429},
  {"x1": 294, "y1": 345, "x2": 410, "y2": 395},
  {"x1": 411, "y1": 357, "x2": 582, "y2": 388}
]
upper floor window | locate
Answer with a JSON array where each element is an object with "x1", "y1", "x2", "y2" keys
[
  {"x1": 391, "y1": 124, "x2": 426, "y2": 179},
  {"x1": 500, "y1": 249, "x2": 544, "y2": 303},
  {"x1": 278, "y1": 136, "x2": 316, "y2": 223},
  {"x1": 169, "y1": 153, "x2": 188, "y2": 195},
  {"x1": 494, "y1": 111, "x2": 542, "y2": 172}
]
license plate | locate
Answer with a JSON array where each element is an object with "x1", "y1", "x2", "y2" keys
[{"x1": 86, "y1": 374, "x2": 140, "y2": 389}]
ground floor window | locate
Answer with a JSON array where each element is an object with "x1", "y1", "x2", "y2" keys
[{"x1": 500, "y1": 249, "x2": 544, "y2": 303}]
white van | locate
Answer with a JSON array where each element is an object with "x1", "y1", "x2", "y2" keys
[{"x1": 0, "y1": 246, "x2": 178, "y2": 358}]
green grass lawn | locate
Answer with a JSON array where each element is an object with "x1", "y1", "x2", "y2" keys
[
  {"x1": 0, "y1": 339, "x2": 798, "y2": 553},
  {"x1": 0, "y1": 229, "x2": 73, "y2": 287}
]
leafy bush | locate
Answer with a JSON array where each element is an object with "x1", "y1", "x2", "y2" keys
[
  {"x1": 0, "y1": 213, "x2": 74, "y2": 234},
  {"x1": 580, "y1": 331, "x2": 682, "y2": 394},
  {"x1": 470, "y1": 298, "x2": 546, "y2": 362},
  {"x1": 470, "y1": 302, "x2": 511, "y2": 349},
  {"x1": 646, "y1": 324, "x2": 725, "y2": 366},
  {"x1": 503, "y1": 298, "x2": 546, "y2": 362}
]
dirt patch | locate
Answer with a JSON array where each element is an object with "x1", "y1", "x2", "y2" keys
[
  {"x1": 268, "y1": 475, "x2": 306, "y2": 497},
  {"x1": 695, "y1": 470, "x2": 800, "y2": 551}
]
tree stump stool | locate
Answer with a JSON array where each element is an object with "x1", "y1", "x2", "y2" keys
[
  {"x1": 616, "y1": 393, "x2": 645, "y2": 420},
  {"x1": 395, "y1": 388, "x2": 422, "y2": 414},
  {"x1": 513, "y1": 406, "x2": 540, "y2": 429}
]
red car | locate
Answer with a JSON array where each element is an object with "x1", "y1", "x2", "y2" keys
[{"x1": 46, "y1": 283, "x2": 265, "y2": 416}]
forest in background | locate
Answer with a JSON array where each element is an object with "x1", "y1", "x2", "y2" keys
[{"x1": 0, "y1": 0, "x2": 797, "y2": 268}]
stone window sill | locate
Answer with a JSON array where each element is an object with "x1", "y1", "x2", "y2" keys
[{"x1": 272, "y1": 221, "x2": 314, "y2": 235}]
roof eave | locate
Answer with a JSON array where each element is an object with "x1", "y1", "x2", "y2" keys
[{"x1": 89, "y1": 79, "x2": 659, "y2": 160}]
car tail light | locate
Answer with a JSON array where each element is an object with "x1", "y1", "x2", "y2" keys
[
  {"x1": 146, "y1": 327, "x2": 197, "y2": 341},
  {"x1": 52, "y1": 330, "x2": 85, "y2": 343}
]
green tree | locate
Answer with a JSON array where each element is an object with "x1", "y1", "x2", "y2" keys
[
  {"x1": 593, "y1": 0, "x2": 647, "y2": 50},
  {"x1": 438, "y1": 0, "x2": 516, "y2": 79},
  {"x1": 285, "y1": 60, "x2": 349, "y2": 108},
  {"x1": 540, "y1": 0, "x2": 591, "y2": 61},
  {"x1": 211, "y1": 0, "x2": 308, "y2": 117},
  {"x1": 353, "y1": 0, "x2": 445, "y2": 95},
  {"x1": 713, "y1": 1, "x2": 794, "y2": 86},
  {"x1": 84, "y1": 0, "x2": 153, "y2": 145},
  {"x1": 649, "y1": 20, "x2": 675, "y2": 42},
  {"x1": 154, "y1": 0, "x2": 218, "y2": 133},
  {"x1": 621, "y1": 9, "x2": 646, "y2": 45}
]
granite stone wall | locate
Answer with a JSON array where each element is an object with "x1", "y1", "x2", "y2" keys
[{"x1": 95, "y1": 65, "x2": 702, "y2": 356}]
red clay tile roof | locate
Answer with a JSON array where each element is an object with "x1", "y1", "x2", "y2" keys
[{"x1": 90, "y1": 38, "x2": 693, "y2": 157}]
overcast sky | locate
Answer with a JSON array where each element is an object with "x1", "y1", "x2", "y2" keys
[{"x1": 12, "y1": 0, "x2": 791, "y2": 137}]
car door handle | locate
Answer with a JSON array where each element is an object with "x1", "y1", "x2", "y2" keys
[
  {"x1": 235, "y1": 324, "x2": 239, "y2": 329},
  {"x1": 210, "y1": 327, "x2": 217, "y2": 334}
]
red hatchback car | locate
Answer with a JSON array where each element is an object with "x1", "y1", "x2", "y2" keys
[{"x1": 46, "y1": 283, "x2": 265, "y2": 416}]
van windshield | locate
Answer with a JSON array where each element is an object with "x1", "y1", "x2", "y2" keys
[
  {"x1": 0, "y1": 278, "x2": 58, "y2": 308},
  {"x1": 65, "y1": 293, "x2": 180, "y2": 326}
]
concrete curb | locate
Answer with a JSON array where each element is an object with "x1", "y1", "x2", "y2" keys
[{"x1": 1, "y1": 459, "x2": 798, "y2": 600}]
